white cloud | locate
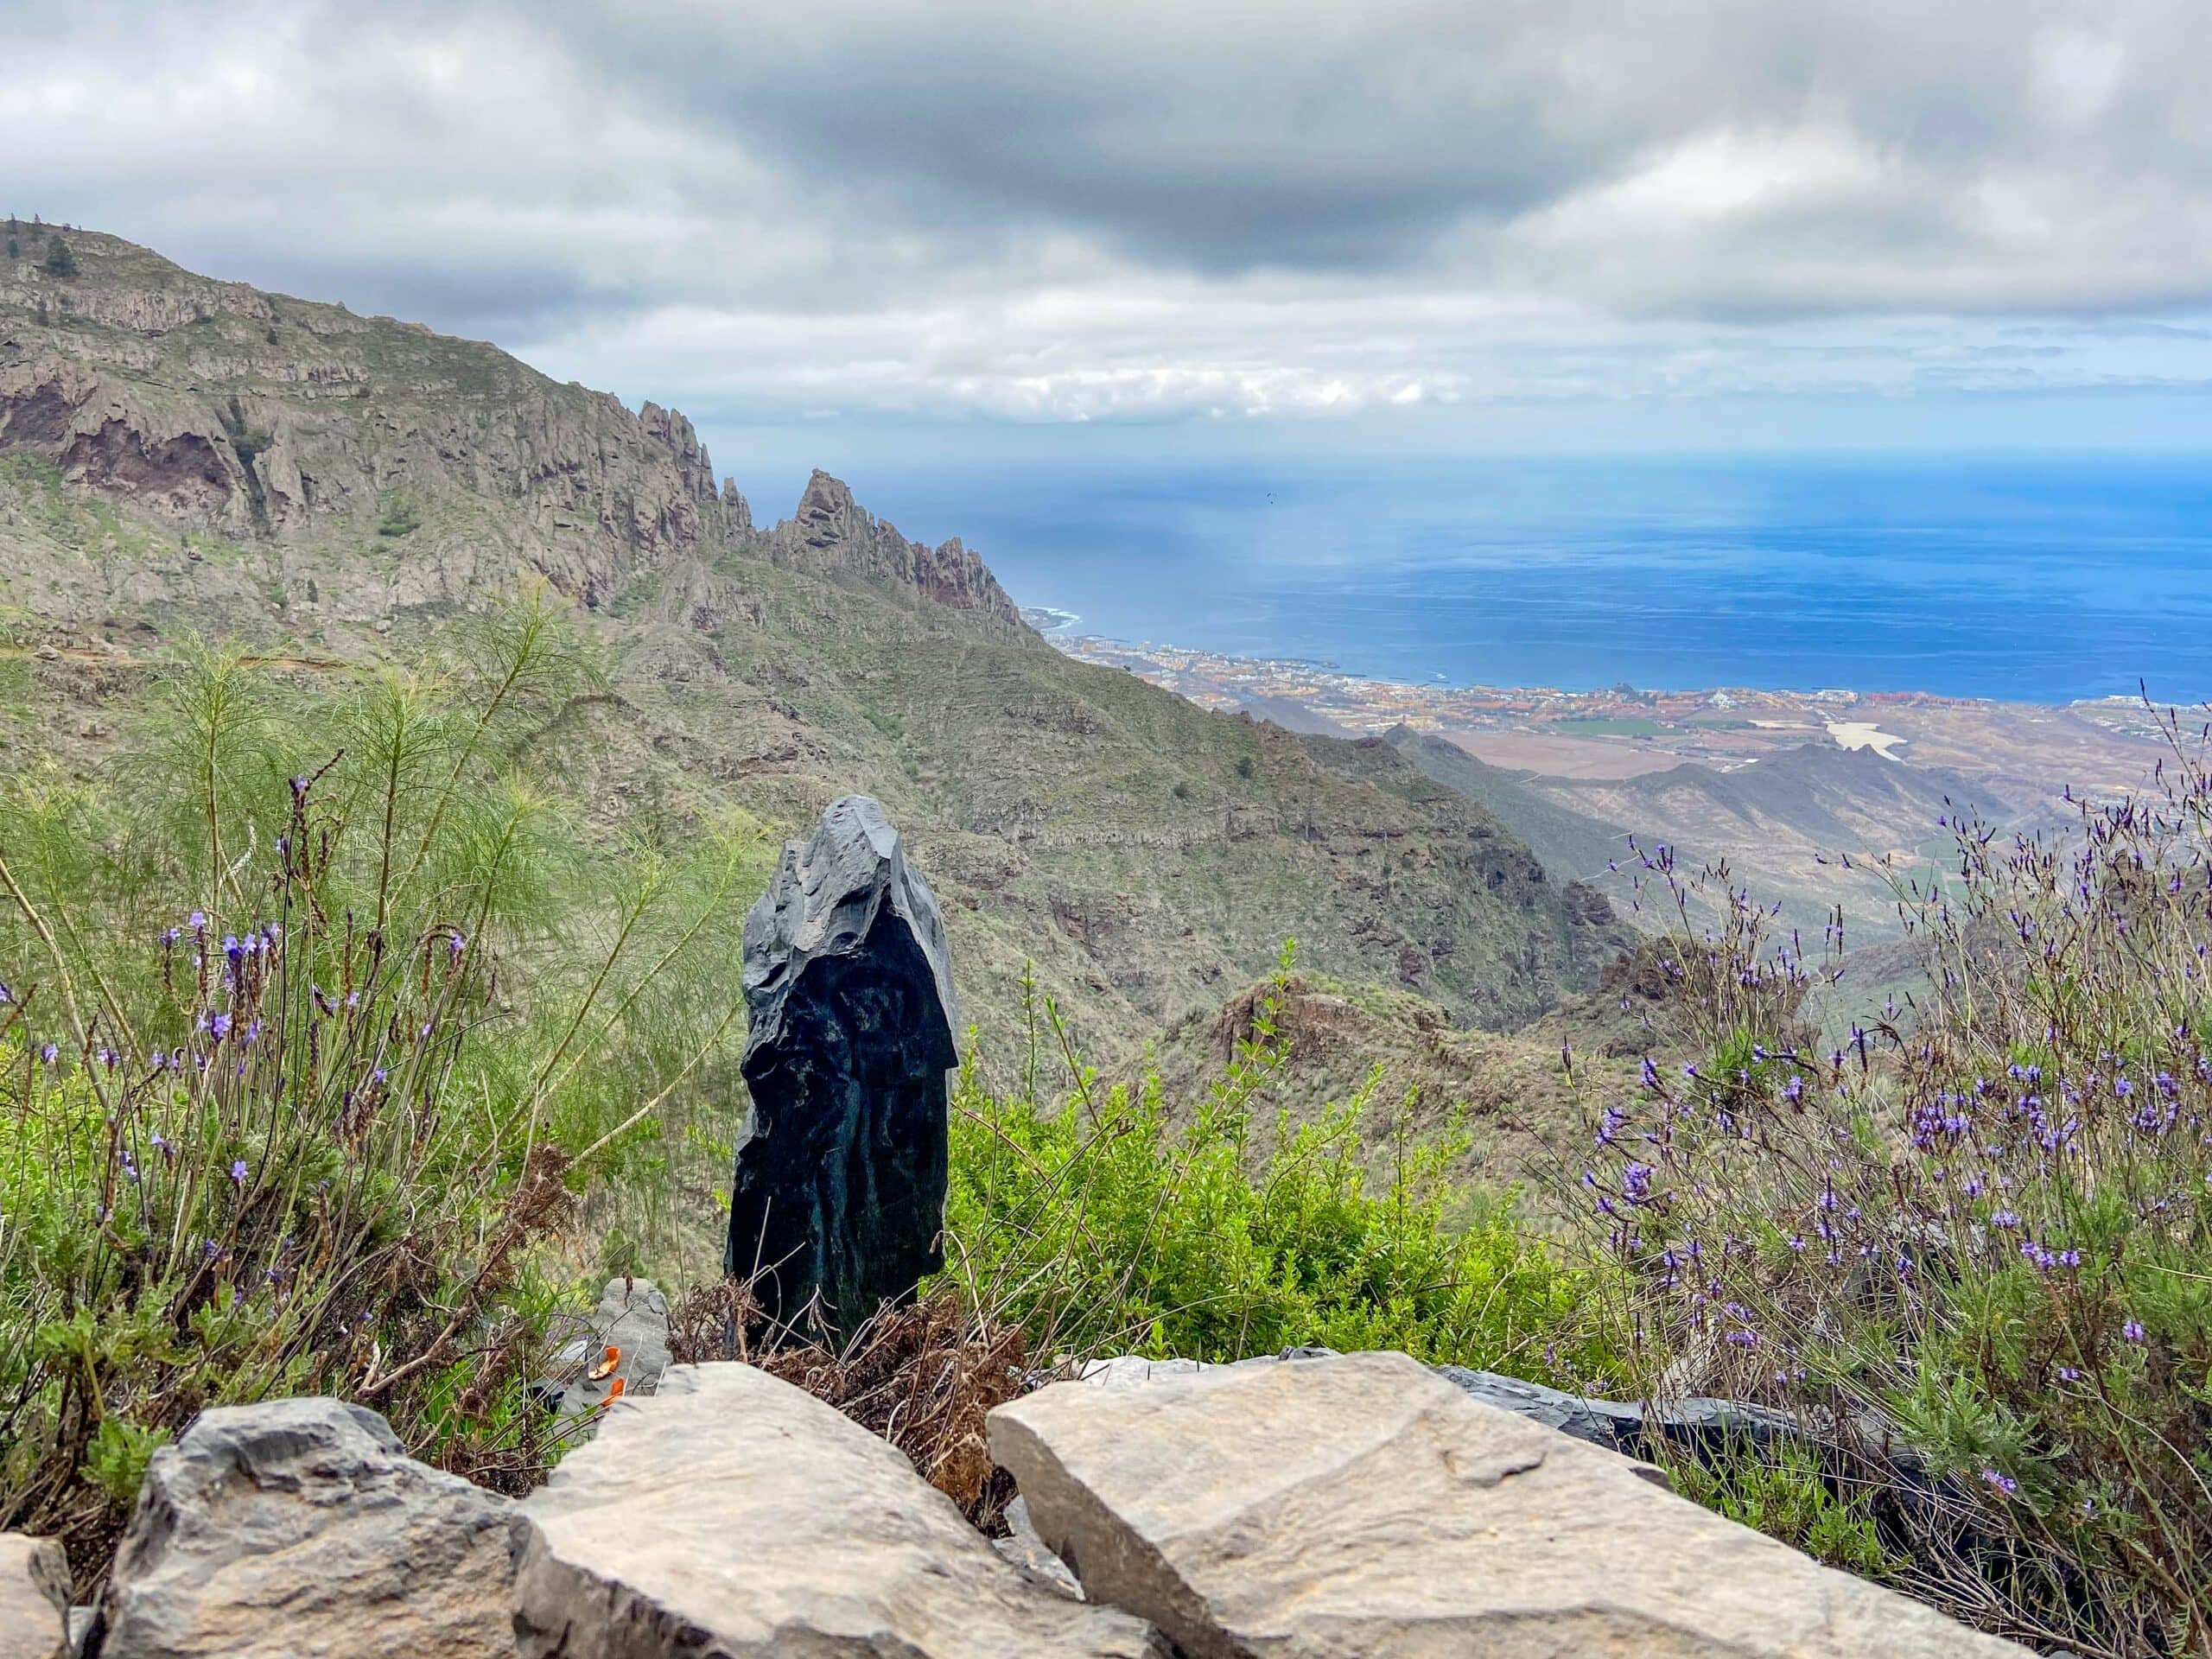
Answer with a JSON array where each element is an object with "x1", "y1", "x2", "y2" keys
[{"x1": 7, "y1": 0, "x2": 2212, "y2": 425}]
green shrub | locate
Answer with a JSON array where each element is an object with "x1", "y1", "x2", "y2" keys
[
  {"x1": 942, "y1": 953, "x2": 1618, "y2": 1381},
  {"x1": 1662, "y1": 1437, "x2": 1897, "y2": 1580},
  {"x1": 41, "y1": 237, "x2": 75, "y2": 277}
]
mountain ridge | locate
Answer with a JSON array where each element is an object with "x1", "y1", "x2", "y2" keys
[{"x1": 1, "y1": 222, "x2": 1627, "y2": 1052}]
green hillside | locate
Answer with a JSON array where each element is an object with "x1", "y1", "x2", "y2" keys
[{"x1": 0, "y1": 225, "x2": 1625, "y2": 1053}]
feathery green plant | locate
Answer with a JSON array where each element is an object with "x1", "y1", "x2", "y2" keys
[{"x1": 0, "y1": 593, "x2": 762, "y2": 1579}]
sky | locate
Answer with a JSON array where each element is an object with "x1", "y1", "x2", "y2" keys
[{"x1": 10, "y1": 0, "x2": 2212, "y2": 506}]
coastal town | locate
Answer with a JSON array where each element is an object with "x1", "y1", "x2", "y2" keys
[{"x1": 1022, "y1": 610, "x2": 2181, "y2": 798}]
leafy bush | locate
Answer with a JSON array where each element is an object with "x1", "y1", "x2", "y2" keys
[
  {"x1": 1575, "y1": 715, "x2": 2212, "y2": 1656},
  {"x1": 942, "y1": 953, "x2": 1618, "y2": 1381},
  {"x1": 1662, "y1": 1435, "x2": 1897, "y2": 1579},
  {"x1": 0, "y1": 596, "x2": 760, "y2": 1579},
  {"x1": 377, "y1": 497, "x2": 422, "y2": 537},
  {"x1": 41, "y1": 237, "x2": 75, "y2": 278}
]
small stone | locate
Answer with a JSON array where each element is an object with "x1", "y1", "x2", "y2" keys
[
  {"x1": 516, "y1": 1362, "x2": 1164, "y2": 1658},
  {"x1": 726, "y1": 795, "x2": 960, "y2": 1342},
  {"x1": 0, "y1": 1532, "x2": 69, "y2": 1659},
  {"x1": 550, "y1": 1277, "x2": 672, "y2": 1426},
  {"x1": 97, "y1": 1396, "x2": 529, "y2": 1658},
  {"x1": 995, "y1": 1496, "x2": 1084, "y2": 1600},
  {"x1": 989, "y1": 1349, "x2": 2036, "y2": 1659}
]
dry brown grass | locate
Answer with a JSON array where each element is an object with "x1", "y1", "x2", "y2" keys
[{"x1": 669, "y1": 1280, "x2": 1033, "y2": 1529}]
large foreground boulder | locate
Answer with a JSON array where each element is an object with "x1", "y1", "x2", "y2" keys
[
  {"x1": 515, "y1": 1363, "x2": 1165, "y2": 1658},
  {"x1": 988, "y1": 1350, "x2": 2033, "y2": 1659},
  {"x1": 95, "y1": 1397, "x2": 529, "y2": 1659},
  {"x1": 0, "y1": 1532, "x2": 69, "y2": 1659},
  {"x1": 726, "y1": 795, "x2": 959, "y2": 1342}
]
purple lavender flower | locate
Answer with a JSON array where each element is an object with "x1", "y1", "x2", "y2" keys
[
  {"x1": 230, "y1": 1159, "x2": 248, "y2": 1184},
  {"x1": 2122, "y1": 1319, "x2": 2146, "y2": 1344}
]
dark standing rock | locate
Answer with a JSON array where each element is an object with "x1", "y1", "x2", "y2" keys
[{"x1": 726, "y1": 795, "x2": 959, "y2": 1342}]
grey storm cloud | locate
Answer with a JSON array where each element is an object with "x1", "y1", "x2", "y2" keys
[{"x1": 8, "y1": 0, "x2": 2212, "y2": 420}]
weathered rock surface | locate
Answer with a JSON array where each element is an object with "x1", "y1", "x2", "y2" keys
[
  {"x1": 1438, "y1": 1365, "x2": 1798, "y2": 1457},
  {"x1": 989, "y1": 1350, "x2": 2034, "y2": 1659},
  {"x1": 516, "y1": 1362, "x2": 1165, "y2": 1658},
  {"x1": 763, "y1": 469, "x2": 1026, "y2": 632},
  {"x1": 995, "y1": 1496, "x2": 1085, "y2": 1600},
  {"x1": 95, "y1": 1396, "x2": 529, "y2": 1659},
  {"x1": 0, "y1": 1532, "x2": 69, "y2": 1659},
  {"x1": 727, "y1": 795, "x2": 959, "y2": 1340}
]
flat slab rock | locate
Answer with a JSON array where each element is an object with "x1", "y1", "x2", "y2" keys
[
  {"x1": 95, "y1": 1396, "x2": 530, "y2": 1659},
  {"x1": 989, "y1": 1350, "x2": 2035, "y2": 1659},
  {"x1": 0, "y1": 1532, "x2": 69, "y2": 1659},
  {"x1": 516, "y1": 1362, "x2": 1165, "y2": 1658}
]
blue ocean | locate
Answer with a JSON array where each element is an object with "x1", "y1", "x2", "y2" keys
[{"x1": 802, "y1": 453, "x2": 2212, "y2": 706}]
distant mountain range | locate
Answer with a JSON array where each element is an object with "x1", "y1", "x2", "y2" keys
[{"x1": 0, "y1": 224, "x2": 1628, "y2": 1053}]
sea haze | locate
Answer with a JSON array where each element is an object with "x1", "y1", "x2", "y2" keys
[{"x1": 817, "y1": 454, "x2": 2212, "y2": 706}]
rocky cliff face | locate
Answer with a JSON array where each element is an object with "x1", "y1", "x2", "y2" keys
[
  {"x1": 761, "y1": 470, "x2": 1026, "y2": 631},
  {"x1": 0, "y1": 226, "x2": 1013, "y2": 626}
]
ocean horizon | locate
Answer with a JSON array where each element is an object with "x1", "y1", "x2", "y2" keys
[{"x1": 822, "y1": 452, "x2": 2212, "y2": 707}]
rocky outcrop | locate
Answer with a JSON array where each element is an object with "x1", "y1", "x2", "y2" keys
[
  {"x1": 637, "y1": 401, "x2": 716, "y2": 505},
  {"x1": 0, "y1": 1533, "x2": 69, "y2": 1659},
  {"x1": 0, "y1": 357, "x2": 248, "y2": 529},
  {"x1": 988, "y1": 1350, "x2": 2033, "y2": 1659},
  {"x1": 727, "y1": 795, "x2": 960, "y2": 1341},
  {"x1": 760, "y1": 469, "x2": 1028, "y2": 632},
  {"x1": 515, "y1": 1362, "x2": 1166, "y2": 1658},
  {"x1": 1, "y1": 229, "x2": 738, "y2": 607},
  {"x1": 94, "y1": 1396, "x2": 531, "y2": 1659}
]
